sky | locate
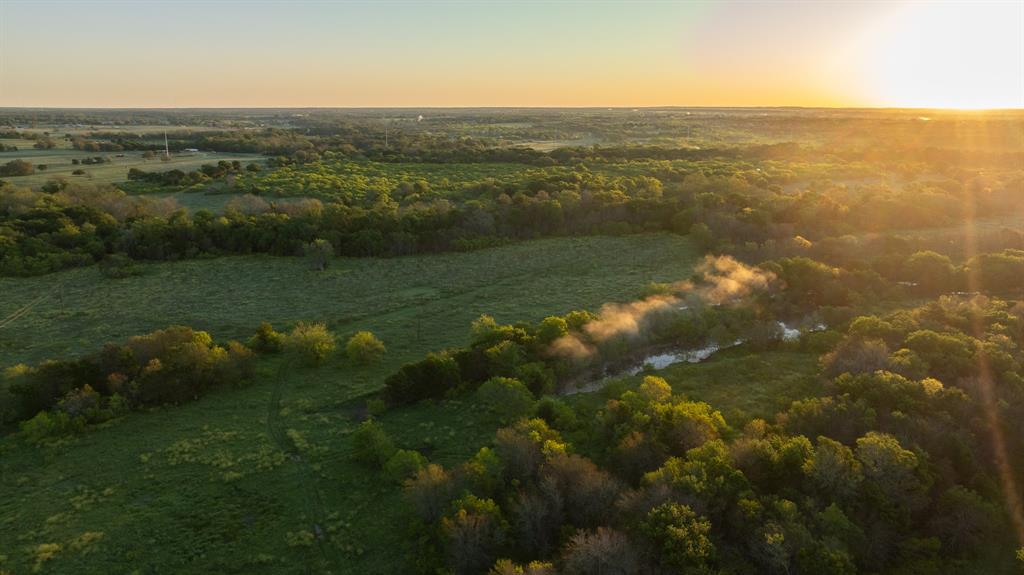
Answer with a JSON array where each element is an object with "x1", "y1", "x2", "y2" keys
[{"x1": 0, "y1": 0, "x2": 1021, "y2": 109}]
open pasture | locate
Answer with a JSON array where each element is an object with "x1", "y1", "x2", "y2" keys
[
  {"x1": 0, "y1": 149, "x2": 265, "y2": 188},
  {"x1": 0, "y1": 233, "x2": 703, "y2": 574},
  {"x1": 0, "y1": 233, "x2": 698, "y2": 370}
]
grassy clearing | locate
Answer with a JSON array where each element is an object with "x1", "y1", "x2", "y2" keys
[
  {"x1": 0, "y1": 149, "x2": 264, "y2": 187},
  {"x1": 0, "y1": 234, "x2": 701, "y2": 574},
  {"x1": 0, "y1": 233, "x2": 697, "y2": 368},
  {"x1": 567, "y1": 347, "x2": 823, "y2": 425}
]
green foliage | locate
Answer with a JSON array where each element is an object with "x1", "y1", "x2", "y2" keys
[
  {"x1": 535, "y1": 316, "x2": 568, "y2": 345},
  {"x1": 351, "y1": 419, "x2": 397, "y2": 468},
  {"x1": 488, "y1": 559, "x2": 556, "y2": 575},
  {"x1": 19, "y1": 410, "x2": 85, "y2": 443},
  {"x1": 346, "y1": 331, "x2": 386, "y2": 365},
  {"x1": 476, "y1": 377, "x2": 535, "y2": 423},
  {"x1": 638, "y1": 502, "x2": 715, "y2": 570},
  {"x1": 442, "y1": 495, "x2": 509, "y2": 575},
  {"x1": 284, "y1": 322, "x2": 336, "y2": 365},
  {"x1": 533, "y1": 396, "x2": 578, "y2": 430},
  {"x1": 383, "y1": 449, "x2": 427, "y2": 483},
  {"x1": 384, "y1": 352, "x2": 462, "y2": 405},
  {"x1": 248, "y1": 321, "x2": 285, "y2": 353}
]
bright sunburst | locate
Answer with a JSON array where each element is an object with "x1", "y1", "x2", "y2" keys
[{"x1": 856, "y1": 2, "x2": 1023, "y2": 109}]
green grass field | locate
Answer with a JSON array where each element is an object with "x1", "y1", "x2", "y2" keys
[
  {"x1": 0, "y1": 233, "x2": 697, "y2": 368},
  {"x1": 568, "y1": 347, "x2": 822, "y2": 425},
  {"x1": 0, "y1": 234, "x2": 712, "y2": 574},
  {"x1": 0, "y1": 149, "x2": 264, "y2": 188}
]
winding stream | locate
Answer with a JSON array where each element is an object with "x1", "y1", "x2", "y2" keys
[{"x1": 562, "y1": 321, "x2": 824, "y2": 395}]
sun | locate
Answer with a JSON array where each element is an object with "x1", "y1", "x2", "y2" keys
[{"x1": 856, "y1": 2, "x2": 1023, "y2": 109}]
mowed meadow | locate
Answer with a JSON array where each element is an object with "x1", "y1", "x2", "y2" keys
[
  {"x1": 0, "y1": 234, "x2": 706, "y2": 574},
  {"x1": 0, "y1": 148, "x2": 265, "y2": 188}
]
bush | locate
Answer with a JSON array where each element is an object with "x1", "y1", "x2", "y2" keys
[
  {"x1": 249, "y1": 321, "x2": 285, "y2": 353},
  {"x1": 384, "y1": 352, "x2": 462, "y2": 405},
  {"x1": 534, "y1": 396, "x2": 578, "y2": 430},
  {"x1": 346, "y1": 331, "x2": 386, "y2": 365},
  {"x1": 19, "y1": 410, "x2": 85, "y2": 444},
  {"x1": 384, "y1": 449, "x2": 428, "y2": 483},
  {"x1": 0, "y1": 159, "x2": 33, "y2": 177},
  {"x1": 351, "y1": 419, "x2": 397, "y2": 468},
  {"x1": 476, "y1": 377, "x2": 535, "y2": 423},
  {"x1": 285, "y1": 322, "x2": 336, "y2": 365},
  {"x1": 404, "y1": 464, "x2": 455, "y2": 523}
]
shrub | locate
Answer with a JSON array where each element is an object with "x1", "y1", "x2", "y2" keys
[
  {"x1": 535, "y1": 316, "x2": 568, "y2": 345},
  {"x1": 442, "y1": 495, "x2": 508, "y2": 575},
  {"x1": 249, "y1": 321, "x2": 285, "y2": 353},
  {"x1": 489, "y1": 560, "x2": 557, "y2": 575},
  {"x1": 821, "y1": 337, "x2": 889, "y2": 378},
  {"x1": 346, "y1": 331, "x2": 386, "y2": 365},
  {"x1": 0, "y1": 159, "x2": 33, "y2": 177},
  {"x1": 404, "y1": 464, "x2": 455, "y2": 523},
  {"x1": 476, "y1": 377, "x2": 535, "y2": 422},
  {"x1": 285, "y1": 322, "x2": 336, "y2": 365},
  {"x1": 384, "y1": 352, "x2": 462, "y2": 405},
  {"x1": 534, "y1": 397, "x2": 578, "y2": 430},
  {"x1": 351, "y1": 419, "x2": 396, "y2": 468},
  {"x1": 384, "y1": 449, "x2": 427, "y2": 483},
  {"x1": 20, "y1": 410, "x2": 85, "y2": 444}
]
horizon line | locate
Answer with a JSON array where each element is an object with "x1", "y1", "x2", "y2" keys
[{"x1": 1, "y1": 105, "x2": 1021, "y2": 112}]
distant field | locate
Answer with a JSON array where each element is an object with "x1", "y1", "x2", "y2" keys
[
  {"x1": 0, "y1": 149, "x2": 265, "y2": 187},
  {"x1": 237, "y1": 159, "x2": 537, "y2": 201},
  {"x1": 0, "y1": 233, "x2": 702, "y2": 574}
]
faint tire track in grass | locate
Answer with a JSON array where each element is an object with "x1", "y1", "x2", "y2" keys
[{"x1": 266, "y1": 358, "x2": 341, "y2": 574}]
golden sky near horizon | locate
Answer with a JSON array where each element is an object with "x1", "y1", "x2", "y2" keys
[{"x1": 0, "y1": 1, "x2": 1020, "y2": 109}]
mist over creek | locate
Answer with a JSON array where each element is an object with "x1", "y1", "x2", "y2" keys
[{"x1": 561, "y1": 320, "x2": 825, "y2": 395}]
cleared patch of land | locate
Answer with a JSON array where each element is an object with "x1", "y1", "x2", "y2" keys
[{"x1": 0, "y1": 149, "x2": 264, "y2": 187}]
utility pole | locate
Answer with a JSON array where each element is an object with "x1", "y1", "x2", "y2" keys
[
  {"x1": 383, "y1": 117, "x2": 389, "y2": 149},
  {"x1": 164, "y1": 131, "x2": 170, "y2": 158}
]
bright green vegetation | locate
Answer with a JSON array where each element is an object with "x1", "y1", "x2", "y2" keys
[
  {"x1": 571, "y1": 348, "x2": 822, "y2": 424},
  {"x1": 0, "y1": 234, "x2": 703, "y2": 574},
  {"x1": 0, "y1": 149, "x2": 264, "y2": 187},
  {"x1": 0, "y1": 232, "x2": 698, "y2": 370},
  {"x1": 2, "y1": 107, "x2": 1023, "y2": 575},
  {"x1": 238, "y1": 158, "x2": 536, "y2": 201}
]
